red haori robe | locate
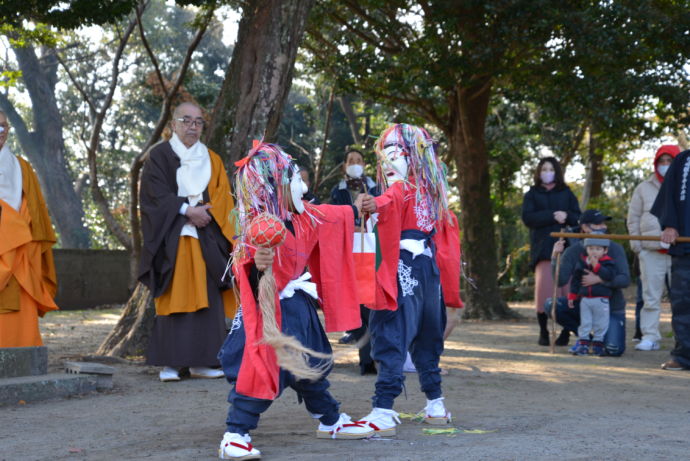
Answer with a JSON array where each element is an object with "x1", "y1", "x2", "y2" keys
[
  {"x1": 372, "y1": 181, "x2": 463, "y2": 312},
  {"x1": 234, "y1": 203, "x2": 361, "y2": 400}
]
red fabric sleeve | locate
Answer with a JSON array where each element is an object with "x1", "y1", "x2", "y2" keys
[
  {"x1": 372, "y1": 185, "x2": 404, "y2": 311},
  {"x1": 307, "y1": 204, "x2": 362, "y2": 332},
  {"x1": 433, "y1": 213, "x2": 463, "y2": 308}
]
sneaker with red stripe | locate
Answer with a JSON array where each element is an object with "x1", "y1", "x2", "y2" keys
[
  {"x1": 219, "y1": 432, "x2": 261, "y2": 460},
  {"x1": 316, "y1": 413, "x2": 375, "y2": 439},
  {"x1": 357, "y1": 408, "x2": 400, "y2": 437}
]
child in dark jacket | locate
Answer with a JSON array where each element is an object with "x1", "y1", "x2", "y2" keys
[{"x1": 568, "y1": 237, "x2": 618, "y2": 356}]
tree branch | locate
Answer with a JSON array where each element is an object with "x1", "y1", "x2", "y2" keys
[
  {"x1": 55, "y1": 53, "x2": 97, "y2": 114},
  {"x1": 86, "y1": 14, "x2": 138, "y2": 251},
  {"x1": 135, "y1": 1, "x2": 167, "y2": 98}
]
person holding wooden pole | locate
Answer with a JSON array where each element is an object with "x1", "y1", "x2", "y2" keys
[
  {"x1": 548, "y1": 210, "x2": 630, "y2": 356},
  {"x1": 651, "y1": 148, "x2": 690, "y2": 371}
]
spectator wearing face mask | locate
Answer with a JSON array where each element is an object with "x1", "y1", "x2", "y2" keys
[
  {"x1": 330, "y1": 148, "x2": 379, "y2": 374},
  {"x1": 627, "y1": 144, "x2": 680, "y2": 351},
  {"x1": 522, "y1": 157, "x2": 581, "y2": 346},
  {"x1": 330, "y1": 149, "x2": 379, "y2": 225}
]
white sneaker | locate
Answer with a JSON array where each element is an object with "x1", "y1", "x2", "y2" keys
[
  {"x1": 635, "y1": 339, "x2": 660, "y2": 351},
  {"x1": 421, "y1": 397, "x2": 451, "y2": 425},
  {"x1": 219, "y1": 432, "x2": 260, "y2": 460},
  {"x1": 316, "y1": 413, "x2": 375, "y2": 439},
  {"x1": 403, "y1": 352, "x2": 417, "y2": 373},
  {"x1": 159, "y1": 366, "x2": 180, "y2": 382},
  {"x1": 190, "y1": 367, "x2": 225, "y2": 379},
  {"x1": 357, "y1": 408, "x2": 400, "y2": 437}
]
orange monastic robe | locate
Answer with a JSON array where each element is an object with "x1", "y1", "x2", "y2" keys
[
  {"x1": 154, "y1": 150, "x2": 237, "y2": 318},
  {"x1": 0, "y1": 157, "x2": 58, "y2": 347}
]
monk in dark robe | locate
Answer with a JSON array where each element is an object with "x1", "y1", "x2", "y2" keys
[
  {"x1": 139, "y1": 102, "x2": 237, "y2": 382},
  {"x1": 0, "y1": 110, "x2": 59, "y2": 347}
]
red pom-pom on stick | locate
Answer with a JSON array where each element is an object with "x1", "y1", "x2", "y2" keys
[{"x1": 248, "y1": 213, "x2": 287, "y2": 248}]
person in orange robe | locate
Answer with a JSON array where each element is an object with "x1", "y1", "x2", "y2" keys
[
  {"x1": 0, "y1": 110, "x2": 59, "y2": 348},
  {"x1": 138, "y1": 102, "x2": 237, "y2": 382}
]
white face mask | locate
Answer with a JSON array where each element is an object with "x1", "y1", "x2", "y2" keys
[
  {"x1": 658, "y1": 165, "x2": 670, "y2": 177},
  {"x1": 540, "y1": 171, "x2": 555, "y2": 184},
  {"x1": 290, "y1": 170, "x2": 307, "y2": 214},
  {"x1": 382, "y1": 138, "x2": 409, "y2": 184},
  {"x1": 346, "y1": 164, "x2": 364, "y2": 179}
]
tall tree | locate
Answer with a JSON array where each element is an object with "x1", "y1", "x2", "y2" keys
[
  {"x1": 205, "y1": 0, "x2": 315, "y2": 167},
  {"x1": 305, "y1": 0, "x2": 690, "y2": 319}
]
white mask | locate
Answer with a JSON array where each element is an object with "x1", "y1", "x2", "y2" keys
[
  {"x1": 658, "y1": 165, "x2": 670, "y2": 177},
  {"x1": 382, "y1": 130, "x2": 409, "y2": 184},
  {"x1": 345, "y1": 164, "x2": 364, "y2": 178},
  {"x1": 290, "y1": 170, "x2": 307, "y2": 214},
  {"x1": 540, "y1": 171, "x2": 555, "y2": 184}
]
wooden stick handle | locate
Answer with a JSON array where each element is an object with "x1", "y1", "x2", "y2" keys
[{"x1": 550, "y1": 232, "x2": 690, "y2": 243}]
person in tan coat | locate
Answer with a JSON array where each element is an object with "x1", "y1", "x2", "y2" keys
[
  {"x1": 627, "y1": 144, "x2": 680, "y2": 351},
  {"x1": 0, "y1": 110, "x2": 59, "y2": 347}
]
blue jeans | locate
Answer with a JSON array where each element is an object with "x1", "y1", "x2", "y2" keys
[{"x1": 545, "y1": 297, "x2": 626, "y2": 356}]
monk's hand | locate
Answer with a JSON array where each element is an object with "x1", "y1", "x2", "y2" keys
[
  {"x1": 361, "y1": 194, "x2": 377, "y2": 213},
  {"x1": 186, "y1": 204, "x2": 212, "y2": 227},
  {"x1": 254, "y1": 247, "x2": 274, "y2": 271},
  {"x1": 661, "y1": 227, "x2": 678, "y2": 245}
]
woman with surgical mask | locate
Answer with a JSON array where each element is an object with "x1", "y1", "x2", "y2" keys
[
  {"x1": 522, "y1": 157, "x2": 581, "y2": 346},
  {"x1": 627, "y1": 144, "x2": 680, "y2": 352}
]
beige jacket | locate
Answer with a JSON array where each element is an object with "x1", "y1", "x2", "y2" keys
[{"x1": 627, "y1": 174, "x2": 666, "y2": 252}]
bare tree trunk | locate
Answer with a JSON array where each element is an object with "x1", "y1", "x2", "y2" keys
[
  {"x1": 96, "y1": 283, "x2": 155, "y2": 358},
  {"x1": 0, "y1": 44, "x2": 91, "y2": 248},
  {"x1": 205, "y1": 0, "x2": 315, "y2": 168},
  {"x1": 313, "y1": 86, "x2": 335, "y2": 191},
  {"x1": 449, "y1": 79, "x2": 517, "y2": 320},
  {"x1": 581, "y1": 125, "x2": 604, "y2": 209},
  {"x1": 339, "y1": 94, "x2": 362, "y2": 145}
]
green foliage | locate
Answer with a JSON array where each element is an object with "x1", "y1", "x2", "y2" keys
[{"x1": 0, "y1": 0, "x2": 138, "y2": 28}]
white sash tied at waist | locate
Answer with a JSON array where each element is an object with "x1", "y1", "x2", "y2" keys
[
  {"x1": 400, "y1": 239, "x2": 433, "y2": 259},
  {"x1": 279, "y1": 272, "x2": 318, "y2": 300}
]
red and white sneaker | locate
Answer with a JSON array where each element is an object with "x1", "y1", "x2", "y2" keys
[
  {"x1": 316, "y1": 413, "x2": 374, "y2": 439},
  {"x1": 421, "y1": 397, "x2": 451, "y2": 425},
  {"x1": 219, "y1": 432, "x2": 261, "y2": 460},
  {"x1": 357, "y1": 408, "x2": 400, "y2": 437}
]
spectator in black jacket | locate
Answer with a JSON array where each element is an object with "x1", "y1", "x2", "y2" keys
[{"x1": 522, "y1": 157, "x2": 581, "y2": 346}]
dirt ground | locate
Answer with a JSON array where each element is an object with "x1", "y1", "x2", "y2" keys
[{"x1": 2, "y1": 302, "x2": 688, "y2": 461}]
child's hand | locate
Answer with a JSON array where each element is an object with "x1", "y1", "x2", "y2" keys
[
  {"x1": 587, "y1": 255, "x2": 599, "y2": 267},
  {"x1": 568, "y1": 299, "x2": 574, "y2": 309},
  {"x1": 254, "y1": 247, "x2": 275, "y2": 271}
]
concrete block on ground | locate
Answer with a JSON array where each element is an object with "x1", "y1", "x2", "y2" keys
[
  {"x1": 0, "y1": 373, "x2": 99, "y2": 405},
  {"x1": 65, "y1": 361, "x2": 114, "y2": 390},
  {"x1": 0, "y1": 346, "x2": 47, "y2": 379}
]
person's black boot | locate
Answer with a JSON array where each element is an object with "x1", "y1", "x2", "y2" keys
[
  {"x1": 537, "y1": 312, "x2": 550, "y2": 346},
  {"x1": 555, "y1": 328, "x2": 570, "y2": 346}
]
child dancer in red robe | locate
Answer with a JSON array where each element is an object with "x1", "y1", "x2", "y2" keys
[
  {"x1": 358, "y1": 124, "x2": 462, "y2": 436},
  {"x1": 218, "y1": 143, "x2": 373, "y2": 460}
]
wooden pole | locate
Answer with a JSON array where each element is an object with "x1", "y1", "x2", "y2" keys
[
  {"x1": 550, "y1": 232, "x2": 690, "y2": 242},
  {"x1": 549, "y1": 251, "x2": 562, "y2": 354}
]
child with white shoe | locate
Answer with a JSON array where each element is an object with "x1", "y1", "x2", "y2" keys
[
  {"x1": 218, "y1": 143, "x2": 373, "y2": 460},
  {"x1": 358, "y1": 124, "x2": 463, "y2": 435}
]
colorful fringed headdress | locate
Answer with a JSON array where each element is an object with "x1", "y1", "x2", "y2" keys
[
  {"x1": 374, "y1": 123, "x2": 451, "y2": 221},
  {"x1": 233, "y1": 142, "x2": 300, "y2": 256}
]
